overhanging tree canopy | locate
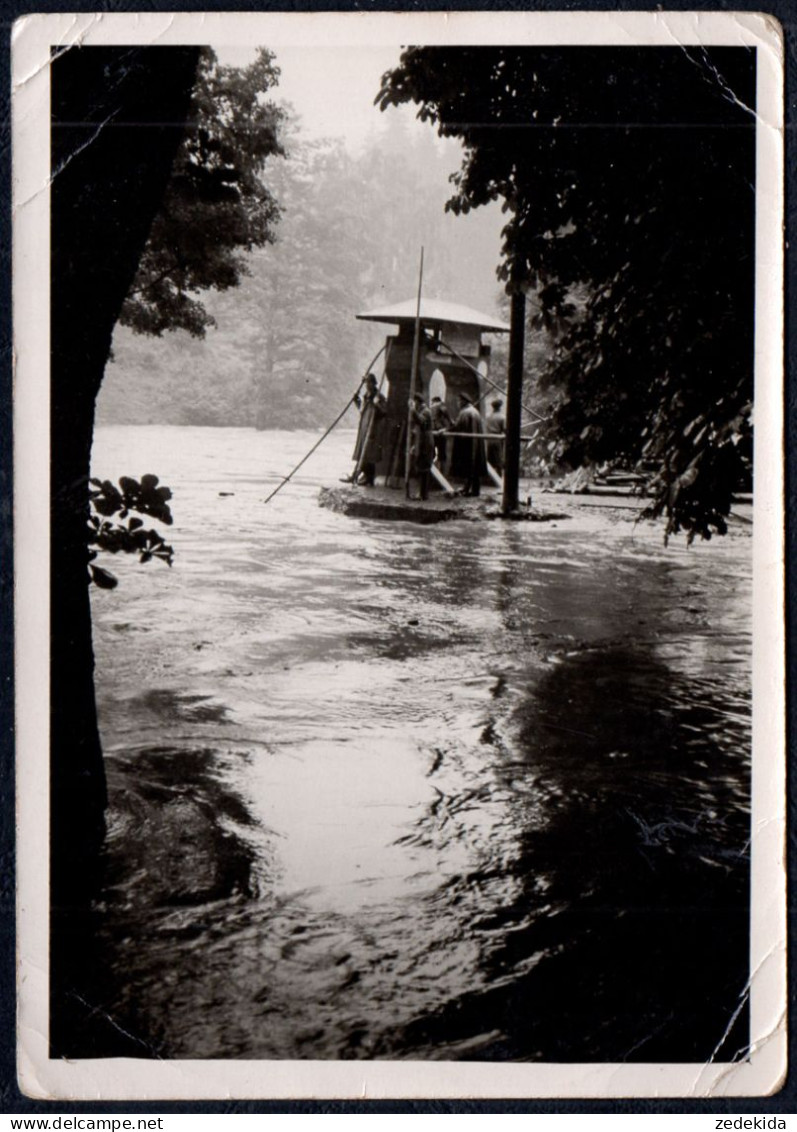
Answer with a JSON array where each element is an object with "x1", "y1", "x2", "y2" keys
[
  {"x1": 377, "y1": 47, "x2": 756, "y2": 540},
  {"x1": 121, "y1": 48, "x2": 285, "y2": 339}
]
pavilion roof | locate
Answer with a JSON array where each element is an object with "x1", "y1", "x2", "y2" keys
[{"x1": 356, "y1": 298, "x2": 509, "y2": 333}]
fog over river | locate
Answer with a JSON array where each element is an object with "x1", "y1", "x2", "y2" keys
[{"x1": 83, "y1": 424, "x2": 753, "y2": 1062}]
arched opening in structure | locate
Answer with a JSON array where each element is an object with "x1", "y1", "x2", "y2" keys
[{"x1": 428, "y1": 368, "x2": 446, "y2": 404}]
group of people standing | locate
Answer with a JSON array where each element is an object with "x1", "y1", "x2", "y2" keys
[{"x1": 345, "y1": 373, "x2": 507, "y2": 501}]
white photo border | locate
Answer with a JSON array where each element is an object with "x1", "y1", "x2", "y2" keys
[{"x1": 13, "y1": 9, "x2": 786, "y2": 1100}]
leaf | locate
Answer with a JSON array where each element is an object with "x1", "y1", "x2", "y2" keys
[{"x1": 89, "y1": 564, "x2": 118, "y2": 590}]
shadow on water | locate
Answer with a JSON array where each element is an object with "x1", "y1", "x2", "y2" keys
[{"x1": 391, "y1": 644, "x2": 750, "y2": 1062}]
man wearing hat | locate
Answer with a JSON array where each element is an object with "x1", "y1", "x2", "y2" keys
[
  {"x1": 409, "y1": 392, "x2": 435, "y2": 501},
  {"x1": 451, "y1": 393, "x2": 487, "y2": 497},
  {"x1": 345, "y1": 372, "x2": 386, "y2": 486},
  {"x1": 485, "y1": 397, "x2": 506, "y2": 473},
  {"x1": 430, "y1": 395, "x2": 453, "y2": 473}
]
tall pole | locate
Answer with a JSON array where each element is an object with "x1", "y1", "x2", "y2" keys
[
  {"x1": 502, "y1": 287, "x2": 526, "y2": 514},
  {"x1": 404, "y1": 247, "x2": 425, "y2": 497}
]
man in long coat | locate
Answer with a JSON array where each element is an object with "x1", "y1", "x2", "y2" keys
[
  {"x1": 349, "y1": 373, "x2": 387, "y2": 486},
  {"x1": 430, "y1": 395, "x2": 453, "y2": 473},
  {"x1": 451, "y1": 393, "x2": 488, "y2": 496},
  {"x1": 409, "y1": 393, "x2": 435, "y2": 500}
]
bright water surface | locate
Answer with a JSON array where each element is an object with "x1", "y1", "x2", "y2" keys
[{"x1": 87, "y1": 425, "x2": 753, "y2": 1062}]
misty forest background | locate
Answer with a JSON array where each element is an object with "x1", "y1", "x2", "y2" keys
[{"x1": 98, "y1": 68, "x2": 539, "y2": 433}]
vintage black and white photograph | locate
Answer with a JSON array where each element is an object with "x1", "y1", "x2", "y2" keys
[{"x1": 13, "y1": 11, "x2": 785, "y2": 1099}]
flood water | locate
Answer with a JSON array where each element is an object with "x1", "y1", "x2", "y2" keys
[{"x1": 82, "y1": 424, "x2": 753, "y2": 1062}]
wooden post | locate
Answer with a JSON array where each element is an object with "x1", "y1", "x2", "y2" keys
[
  {"x1": 502, "y1": 288, "x2": 526, "y2": 514},
  {"x1": 404, "y1": 248, "x2": 424, "y2": 497}
]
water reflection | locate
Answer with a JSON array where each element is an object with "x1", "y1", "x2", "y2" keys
[{"x1": 72, "y1": 426, "x2": 752, "y2": 1062}]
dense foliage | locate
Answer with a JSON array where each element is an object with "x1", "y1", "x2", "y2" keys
[
  {"x1": 88, "y1": 475, "x2": 175, "y2": 588},
  {"x1": 377, "y1": 47, "x2": 756, "y2": 540},
  {"x1": 120, "y1": 48, "x2": 285, "y2": 338}
]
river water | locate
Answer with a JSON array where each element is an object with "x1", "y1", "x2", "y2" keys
[{"x1": 84, "y1": 424, "x2": 753, "y2": 1063}]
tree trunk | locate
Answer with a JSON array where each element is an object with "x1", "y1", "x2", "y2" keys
[
  {"x1": 49, "y1": 45, "x2": 200, "y2": 1056},
  {"x1": 502, "y1": 289, "x2": 526, "y2": 514}
]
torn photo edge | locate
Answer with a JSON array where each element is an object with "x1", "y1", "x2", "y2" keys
[{"x1": 12, "y1": 8, "x2": 786, "y2": 1101}]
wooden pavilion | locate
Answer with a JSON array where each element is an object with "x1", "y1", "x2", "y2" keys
[{"x1": 356, "y1": 298, "x2": 510, "y2": 487}]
